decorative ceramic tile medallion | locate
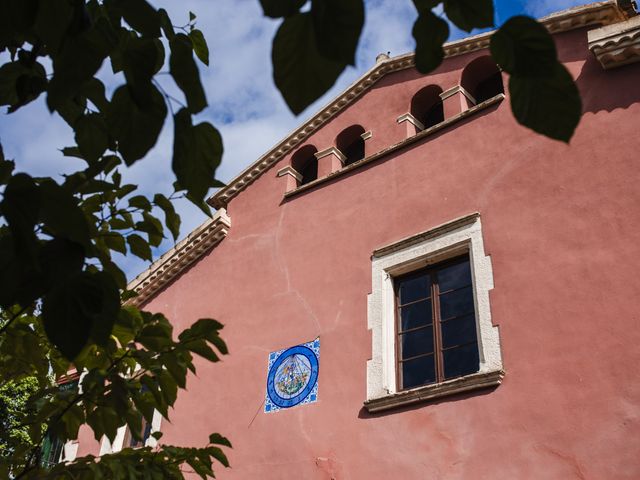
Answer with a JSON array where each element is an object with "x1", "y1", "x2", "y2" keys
[{"x1": 265, "y1": 338, "x2": 320, "y2": 413}]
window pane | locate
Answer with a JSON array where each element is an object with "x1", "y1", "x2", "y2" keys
[
  {"x1": 400, "y1": 299, "x2": 432, "y2": 331},
  {"x1": 441, "y1": 314, "x2": 478, "y2": 349},
  {"x1": 439, "y1": 285, "x2": 474, "y2": 320},
  {"x1": 437, "y1": 259, "x2": 472, "y2": 292},
  {"x1": 402, "y1": 354, "x2": 436, "y2": 389},
  {"x1": 443, "y1": 344, "x2": 479, "y2": 380},
  {"x1": 398, "y1": 272, "x2": 430, "y2": 304},
  {"x1": 400, "y1": 326, "x2": 434, "y2": 359}
]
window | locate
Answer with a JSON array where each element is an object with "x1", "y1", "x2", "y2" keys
[
  {"x1": 461, "y1": 56, "x2": 504, "y2": 104},
  {"x1": 291, "y1": 145, "x2": 318, "y2": 185},
  {"x1": 411, "y1": 85, "x2": 444, "y2": 129},
  {"x1": 365, "y1": 213, "x2": 503, "y2": 412},
  {"x1": 336, "y1": 125, "x2": 366, "y2": 166},
  {"x1": 122, "y1": 416, "x2": 153, "y2": 448},
  {"x1": 40, "y1": 434, "x2": 64, "y2": 468},
  {"x1": 396, "y1": 255, "x2": 479, "y2": 390},
  {"x1": 40, "y1": 379, "x2": 79, "y2": 467}
]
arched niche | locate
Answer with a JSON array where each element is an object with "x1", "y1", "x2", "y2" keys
[
  {"x1": 291, "y1": 145, "x2": 318, "y2": 185},
  {"x1": 411, "y1": 85, "x2": 445, "y2": 129},
  {"x1": 461, "y1": 56, "x2": 504, "y2": 104},
  {"x1": 336, "y1": 125, "x2": 366, "y2": 166}
]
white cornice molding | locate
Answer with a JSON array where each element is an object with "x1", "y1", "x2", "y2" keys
[
  {"x1": 208, "y1": 1, "x2": 625, "y2": 210},
  {"x1": 396, "y1": 113, "x2": 425, "y2": 131},
  {"x1": 440, "y1": 84, "x2": 477, "y2": 104},
  {"x1": 126, "y1": 209, "x2": 231, "y2": 307},
  {"x1": 588, "y1": 14, "x2": 640, "y2": 68},
  {"x1": 276, "y1": 165, "x2": 303, "y2": 181},
  {"x1": 315, "y1": 146, "x2": 347, "y2": 163}
]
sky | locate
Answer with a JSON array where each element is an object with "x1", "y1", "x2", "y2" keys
[{"x1": 0, "y1": 0, "x2": 591, "y2": 280}]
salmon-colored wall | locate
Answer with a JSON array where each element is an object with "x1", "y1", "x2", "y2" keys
[{"x1": 118, "y1": 28, "x2": 640, "y2": 479}]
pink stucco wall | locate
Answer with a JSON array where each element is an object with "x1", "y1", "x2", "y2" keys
[{"x1": 107, "y1": 27, "x2": 640, "y2": 479}]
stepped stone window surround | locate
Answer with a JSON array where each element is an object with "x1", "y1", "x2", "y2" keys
[{"x1": 364, "y1": 213, "x2": 504, "y2": 413}]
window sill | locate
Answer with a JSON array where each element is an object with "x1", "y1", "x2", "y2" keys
[
  {"x1": 363, "y1": 369, "x2": 505, "y2": 413},
  {"x1": 284, "y1": 93, "x2": 505, "y2": 199}
]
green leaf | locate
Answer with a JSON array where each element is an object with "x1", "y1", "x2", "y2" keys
[
  {"x1": 47, "y1": 28, "x2": 110, "y2": 111},
  {"x1": 103, "y1": 232, "x2": 127, "y2": 254},
  {"x1": 42, "y1": 271, "x2": 120, "y2": 360},
  {"x1": 158, "y1": 8, "x2": 175, "y2": 41},
  {"x1": 0, "y1": 174, "x2": 41, "y2": 261},
  {"x1": 509, "y1": 63, "x2": 581, "y2": 143},
  {"x1": 412, "y1": 9, "x2": 450, "y2": 74},
  {"x1": 40, "y1": 180, "x2": 92, "y2": 251},
  {"x1": 189, "y1": 29, "x2": 209, "y2": 66},
  {"x1": 155, "y1": 369, "x2": 178, "y2": 407},
  {"x1": 169, "y1": 34, "x2": 207, "y2": 114},
  {"x1": 138, "y1": 212, "x2": 164, "y2": 247},
  {"x1": 490, "y1": 16, "x2": 557, "y2": 77},
  {"x1": 0, "y1": 61, "x2": 46, "y2": 109},
  {"x1": 136, "y1": 323, "x2": 173, "y2": 352},
  {"x1": 107, "y1": 84, "x2": 167, "y2": 165},
  {"x1": 311, "y1": 0, "x2": 364, "y2": 65},
  {"x1": 444, "y1": 0, "x2": 493, "y2": 32},
  {"x1": 208, "y1": 433, "x2": 232, "y2": 448},
  {"x1": 272, "y1": 13, "x2": 345, "y2": 115},
  {"x1": 260, "y1": 0, "x2": 307, "y2": 17},
  {"x1": 185, "y1": 340, "x2": 220, "y2": 362},
  {"x1": 172, "y1": 109, "x2": 223, "y2": 202},
  {"x1": 34, "y1": 0, "x2": 74, "y2": 54},
  {"x1": 0, "y1": 158, "x2": 15, "y2": 185},
  {"x1": 116, "y1": 0, "x2": 161, "y2": 38},
  {"x1": 75, "y1": 113, "x2": 109, "y2": 161},
  {"x1": 129, "y1": 195, "x2": 152, "y2": 211},
  {"x1": 154, "y1": 194, "x2": 180, "y2": 241},
  {"x1": 81, "y1": 78, "x2": 109, "y2": 112},
  {"x1": 122, "y1": 37, "x2": 165, "y2": 106},
  {"x1": 189, "y1": 11, "x2": 196, "y2": 22},
  {"x1": 127, "y1": 233, "x2": 152, "y2": 261}
]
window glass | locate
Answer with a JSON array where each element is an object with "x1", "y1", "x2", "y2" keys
[
  {"x1": 398, "y1": 272, "x2": 430, "y2": 304},
  {"x1": 443, "y1": 344, "x2": 479, "y2": 379},
  {"x1": 400, "y1": 327, "x2": 434, "y2": 359},
  {"x1": 402, "y1": 355, "x2": 436, "y2": 389},
  {"x1": 399, "y1": 299, "x2": 432, "y2": 331},
  {"x1": 441, "y1": 314, "x2": 477, "y2": 349},
  {"x1": 439, "y1": 286, "x2": 474, "y2": 320},
  {"x1": 437, "y1": 260, "x2": 472, "y2": 292},
  {"x1": 396, "y1": 254, "x2": 480, "y2": 390}
]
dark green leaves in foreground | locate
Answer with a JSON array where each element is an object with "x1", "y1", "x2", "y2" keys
[
  {"x1": 43, "y1": 271, "x2": 119, "y2": 359},
  {"x1": 491, "y1": 16, "x2": 581, "y2": 142},
  {"x1": 412, "y1": 9, "x2": 450, "y2": 74},
  {"x1": 444, "y1": 0, "x2": 494, "y2": 33},
  {"x1": 173, "y1": 109, "x2": 223, "y2": 202},
  {"x1": 270, "y1": 0, "x2": 364, "y2": 114}
]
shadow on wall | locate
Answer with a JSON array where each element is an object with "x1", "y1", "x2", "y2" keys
[
  {"x1": 576, "y1": 56, "x2": 640, "y2": 113},
  {"x1": 356, "y1": 384, "x2": 499, "y2": 419}
]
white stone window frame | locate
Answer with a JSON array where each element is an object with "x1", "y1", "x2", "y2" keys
[{"x1": 365, "y1": 213, "x2": 504, "y2": 412}]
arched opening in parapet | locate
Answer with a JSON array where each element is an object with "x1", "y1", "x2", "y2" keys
[
  {"x1": 411, "y1": 85, "x2": 444, "y2": 129},
  {"x1": 291, "y1": 145, "x2": 318, "y2": 185},
  {"x1": 461, "y1": 56, "x2": 504, "y2": 105},
  {"x1": 336, "y1": 125, "x2": 366, "y2": 166}
]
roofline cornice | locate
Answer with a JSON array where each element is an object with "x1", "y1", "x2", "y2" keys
[
  {"x1": 125, "y1": 208, "x2": 231, "y2": 307},
  {"x1": 208, "y1": 1, "x2": 626, "y2": 210}
]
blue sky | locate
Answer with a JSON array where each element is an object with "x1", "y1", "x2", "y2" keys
[{"x1": 0, "y1": 0, "x2": 590, "y2": 279}]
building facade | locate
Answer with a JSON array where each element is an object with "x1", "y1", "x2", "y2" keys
[{"x1": 75, "y1": 2, "x2": 640, "y2": 478}]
